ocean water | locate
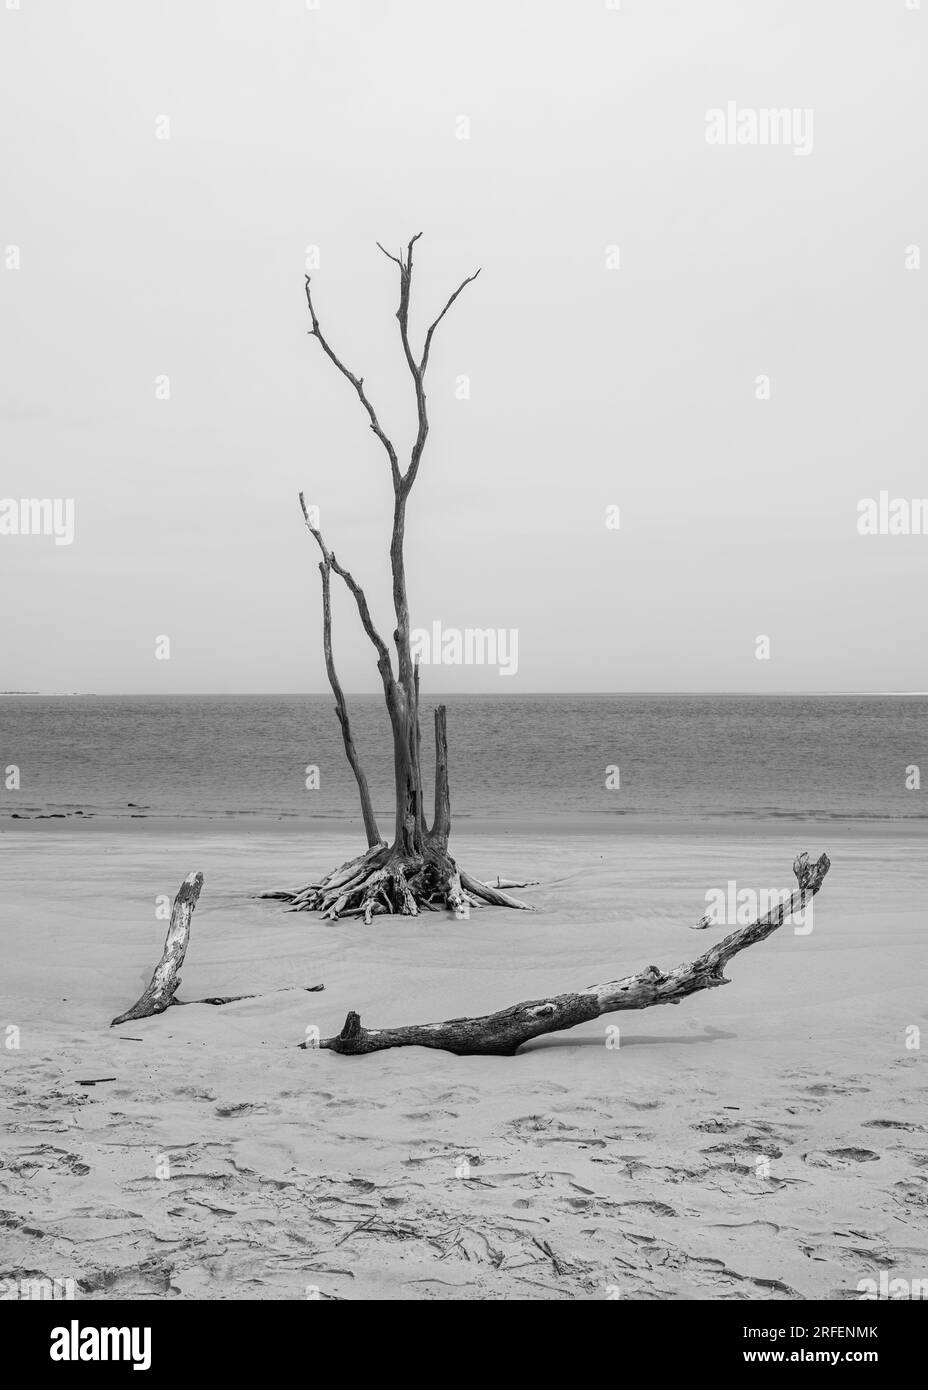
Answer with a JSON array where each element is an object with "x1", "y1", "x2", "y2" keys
[{"x1": 0, "y1": 694, "x2": 925, "y2": 827}]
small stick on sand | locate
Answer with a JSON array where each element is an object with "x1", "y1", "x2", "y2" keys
[{"x1": 175, "y1": 985, "x2": 325, "y2": 1007}]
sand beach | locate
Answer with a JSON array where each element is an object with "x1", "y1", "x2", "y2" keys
[{"x1": 2, "y1": 819, "x2": 924, "y2": 1300}]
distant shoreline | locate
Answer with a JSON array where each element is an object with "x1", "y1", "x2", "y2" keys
[{"x1": 2, "y1": 812, "x2": 925, "y2": 840}]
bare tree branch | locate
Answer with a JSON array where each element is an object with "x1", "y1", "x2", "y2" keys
[
  {"x1": 397, "y1": 235, "x2": 429, "y2": 487},
  {"x1": 377, "y1": 234, "x2": 429, "y2": 499},
  {"x1": 375, "y1": 241, "x2": 405, "y2": 271},
  {"x1": 303, "y1": 276, "x2": 401, "y2": 489},
  {"x1": 316, "y1": 558, "x2": 382, "y2": 848},
  {"x1": 420, "y1": 269, "x2": 481, "y2": 379},
  {"x1": 299, "y1": 493, "x2": 395, "y2": 688},
  {"x1": 404, "y1": 263, "x2": 480, "y2": 495},
  {"x1": 375, "y1": 234, "x2": 480, "y2": 497}
]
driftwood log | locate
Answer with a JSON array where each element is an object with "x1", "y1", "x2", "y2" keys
[
  {"x1": 310, "y1": 851, "x2": 830, "y2": 1057},
  {"x1": 111, "y1": 872, "x2": 325, "y2": 1024},
  {"x1": 111, "y1": 872, "x2": 204, "y2": 1025}
]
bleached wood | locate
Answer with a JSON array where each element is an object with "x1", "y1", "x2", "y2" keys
[{"x1": 111, "y1": 872, "x2": 204, "y2": 1025}]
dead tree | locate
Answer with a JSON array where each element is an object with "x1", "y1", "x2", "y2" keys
[
  {"x1": 308, "y1": 851, "x2": 830, "y2": 1055},
  {"x1": 267, "y1": 235, "x2": 532, "y2": 921}
]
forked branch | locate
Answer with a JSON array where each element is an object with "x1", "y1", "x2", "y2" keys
[
  {"x1": 375, "y1": 233, "x2": 480, "y2": 496},
  {"x1": 312, "y1": 852, "x2": 831, "y2": 1056},
  {"x1": 420, "y1": 269, "x2": 481, "y2": 378}
]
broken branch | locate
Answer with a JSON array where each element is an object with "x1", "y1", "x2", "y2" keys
[
  {"x1": 299, "y1": 492, "x2": 395, "y2": 688},
  {"x1": 111, "y1": 872, "x2": 203, "y2": 1025},
  {"x1": 420, "y1": 269, "x2": 481, "y2": 378},
  {"x1": 299, "y1": 497, "x2": 382, "y2": 848}
]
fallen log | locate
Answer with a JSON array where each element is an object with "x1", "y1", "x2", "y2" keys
[
  {"x1": 311, "y1": 851, "x2": 830, "y2": 1057},
  {"x1": 111, "y1": 872, "x2": 204, "y2": 1025}
]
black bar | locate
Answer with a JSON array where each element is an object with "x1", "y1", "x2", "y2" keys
[{"x1": 2, "y1": 1297, "x2": 922, "y2": 1376}]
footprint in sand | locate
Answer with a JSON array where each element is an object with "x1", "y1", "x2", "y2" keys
[
  {"x1": 595, "y1": 1154, "x2": 652, "y2": 1178},
  {"x1": 323, "y1": 1096, "x2": 386, "y2": 1112},
  {"x1": 401, "y1": 1109, "x2": 459, "y2": 1121},
  {"x1": 702, "y1": 1139, "x2": 784, "y2": 1161},
  {"x1": 615, "y1": 1199, "x2": 678, "y2": 1218},
  {"x1": 801, "y1": 1240, "x2": 895, "y2": 1272},
  {"x1": 802, "y1": 1147, "x2": 880, "y2": 1168},
  {"x1": 78, "y1": 1258, "x2": 173, "y2": 1297},
  {"x1": 8, "y1": 1146, "x2": 90, "y2": 1177},
  {"x1": 506, "y1": 1115, "x2": 597, "y2": 1142},
  {"x1": 893, "y1": 1177, "x2": 928, "y2": 1211},
  {"x1": 863, "y1": 1119, "x2": 925, "y2": 1133},
  {"x1": 431, "y1": 1087, "x2": 483, "y2": 1103},
  {"x1": 802, "y1": 1081, "x2": 870, "y2": 1097}
]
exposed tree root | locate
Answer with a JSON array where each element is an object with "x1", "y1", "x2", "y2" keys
[
  {"x1": 259, "y1": 841, "x2": 534, "y2": 921},
  {"x1": 309, "y1": 852, "x2": 831, "y2": 1056}
]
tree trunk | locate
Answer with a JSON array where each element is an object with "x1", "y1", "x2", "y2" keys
[
  {"x1": 262, "y1": 695, "x2": 532, "y2": 920},
  {"x1": 430, "y1": 705, "x2": 451, "y2": 853},
  {"x1": 389, "y1": 693, "x2": 424, "y2": 859}
]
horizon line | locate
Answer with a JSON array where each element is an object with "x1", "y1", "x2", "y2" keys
[{"x1": 2, "y1": 690, "x2": 926, "y2": 699}]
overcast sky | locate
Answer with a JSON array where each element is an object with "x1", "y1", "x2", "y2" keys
[{"x1": 1, "y1": 0, "x2": 925, "y2": 694}]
